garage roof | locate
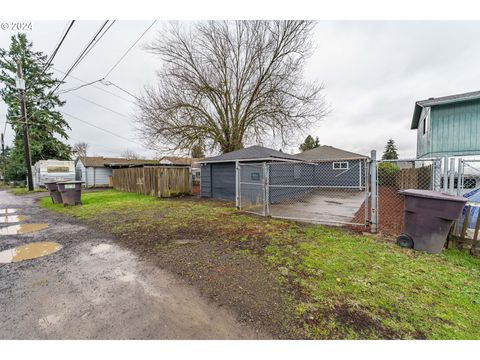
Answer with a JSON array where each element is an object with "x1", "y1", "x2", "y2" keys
[
  {"x1": 201, "y1": 145, "x2": 298, "y2": 163},
  {"x1": 295, "y1": 145, "x2": 368, "y2": 161}
]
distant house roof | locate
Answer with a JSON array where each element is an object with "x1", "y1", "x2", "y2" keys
[
  {"x1": 159, "y1": 156, "x2": 204, "y2": 166},
  {"x1": 78, "y1": 157, "x2": 159, "y2": 168},
  {"x1": 411, "y1": 90, "x2": 480, "y2": 129},
  {"x1": 201, "y1": 145, "x2": 298, "y2": 163},
  {"x1": 295, "y1": 145, "x2": 368, "y2": 161}
]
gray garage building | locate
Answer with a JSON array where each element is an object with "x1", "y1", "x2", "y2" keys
[{"x1": 200, "y1": 146, "x2": 298, "y2": 204}]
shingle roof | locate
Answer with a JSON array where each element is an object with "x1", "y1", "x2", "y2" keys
[
  {"x1": 295, "y1": 145, "x2": 368, "y2": 161},
  {"x1": 201, "y1": 145, "x2": 298, "y2": 163},
  {"x1": 159, "y1": 156, "x2": 204, "y2": 166},
  {"x1": 78, "y1": 157, "x2": 159, "y2": 167},
  {"x1": 411, "y1": 90, "x2": 480, "y2": 129}
]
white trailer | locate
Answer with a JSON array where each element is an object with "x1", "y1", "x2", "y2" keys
[{"x1": 32, "y1": 160, "x2": 75, "y2": 189}]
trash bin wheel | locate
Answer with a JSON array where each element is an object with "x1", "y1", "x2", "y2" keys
[{"x1": 396, "y1": 234, "x2": 414, "y2": 249}]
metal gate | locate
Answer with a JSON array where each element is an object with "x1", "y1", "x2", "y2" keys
[{"x1": 239, "y1": 159, "x2": 370, "y2": 227}]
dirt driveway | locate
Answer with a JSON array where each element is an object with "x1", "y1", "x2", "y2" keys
[{"x1": 0, "y1": 190, "x2": 264, "y2": 339}]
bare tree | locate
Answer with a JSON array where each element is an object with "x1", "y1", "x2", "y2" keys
[
  {"x1": 72, "y1": 142, "x2": 88, "y2": 158},
  {"x1": 120, "y1": 149, "x2": 144, "y2": 160},
  {"x1": 138, "y1": 20, "x2": 328, "y2": 154}
]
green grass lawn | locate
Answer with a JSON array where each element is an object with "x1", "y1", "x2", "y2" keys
[
  {"x1": 40, "y1": 189, "x2": 480, "y2": 339},
  {"x1": 10, "y1": 187, "x2": 48, "y2": 195}
]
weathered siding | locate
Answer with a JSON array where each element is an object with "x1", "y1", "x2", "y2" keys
[{"x1": 417, "y1": 99, "x2": 480, "y2": 158}]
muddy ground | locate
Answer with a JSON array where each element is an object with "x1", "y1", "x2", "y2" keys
[{"x1": 0, "y1": 190, "x2": 266, "y2": 339}]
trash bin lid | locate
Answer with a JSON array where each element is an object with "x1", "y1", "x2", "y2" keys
[
  {"x1": 56, "y1": 180, "x2": 84, "y2": 184},
  {"x1": 399, "y1": 189, "x2": 467, "y2": 203}
]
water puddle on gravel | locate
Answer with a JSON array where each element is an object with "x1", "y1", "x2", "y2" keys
[
  {"x1": 0, "y1": 242, "x2": 62, "y2": 263},
  {"x1": 0, "y1": 208, "x2": 18, "y2": 214},
  {"x1": 0, "y1": 215, "x2": 27, "y2": 223},
  {"x1": 0, "y1": 223, "x2": 49, "y2": 235}
]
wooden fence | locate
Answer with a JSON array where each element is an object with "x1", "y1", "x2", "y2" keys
[
  {"x1": 447, "y1": 205, "x2": 480, "y2": 256},
  {"x1": 112, "y1": 167, "x2": 191, "y2": 197},
  {"x1": 395, "y1": 166, "x2": 432, "y2": 190}
]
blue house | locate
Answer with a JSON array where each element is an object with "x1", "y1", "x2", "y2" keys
[{"x1": 412, "y1": 90, "x2": 480, "y2": 158}]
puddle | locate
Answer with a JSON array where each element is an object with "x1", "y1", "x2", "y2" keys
[
  {"x1": 0, "y1": 223, "x2": 49, "y2": 235},
  {"x1": 0, "y1": 208, "x2": 18, "y2": 214},
  {"x1": 0, "y1": 242, "x2": 62, "y2": 263},
  {"x1": 0, "y1": 215, "x2": 27, "y2": 223},
  {"x1": 174, "y1": 239, "x2": 200, "y2": 245},
  {"x1": 90, "y1": 243, "x2": 113, "y2": 254}
]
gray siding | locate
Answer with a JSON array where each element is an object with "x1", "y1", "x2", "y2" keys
[
  {"x1": 75, "y1": 160, "x2": 112, "y2": 187},
  {"x1": 200, "y1": 162, "x2": 236, "y2": 201},
  {"x1": 200, "y1": 163, "x2": 212, "y2": 197},
  {"x1": 211, "y1": 162, "x2": 236, "y2": 200}
]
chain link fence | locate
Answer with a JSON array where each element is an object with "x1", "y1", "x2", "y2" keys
[
  {"x1": 239, "y1": 159, "x2": 369, "y2": 226},
  {"x1": 376, "y1": 159, "x2": 441, "y2": 235}
]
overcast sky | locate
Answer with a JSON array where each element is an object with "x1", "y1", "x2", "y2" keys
[{"x1": 1, "y1": 20, "x2": 480, "y2": 159}]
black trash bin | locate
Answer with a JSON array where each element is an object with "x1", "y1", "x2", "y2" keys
[
  {"x1": 57, "y1": 181, "x2": 84, "y2": 206},
  {"x1": 44, "y1": 181, "x2": 63, "y2": 204},
  {"x1": 396, "y1": 189, "x2": 467, "y2": 254}
]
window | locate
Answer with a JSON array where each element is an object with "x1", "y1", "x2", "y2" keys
[
  {"x1": 333, "y1": 161, "x2": 349, "y2": 170},
  {"x1": 422, "y1": 110, "x2": 430, "y2": 136},
  {"x1": 251, "y1": 172, "x2": 260, "y2": 181},
  {"x1": 47, "y1": 166, "x2": 70, "y2": 173}
]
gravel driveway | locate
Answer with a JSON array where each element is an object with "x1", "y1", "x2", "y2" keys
[{"x1": 0, "y1": 190, "x2": 263, "y2": 339}]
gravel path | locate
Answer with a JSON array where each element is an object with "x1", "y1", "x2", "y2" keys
[{"x1": 0, "y1": 190, "x2": 264, "y2": 339}]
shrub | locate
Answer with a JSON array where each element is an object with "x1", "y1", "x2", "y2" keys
[{"x1": 378, "y1": 162, "x2": 401, "y2": 187}]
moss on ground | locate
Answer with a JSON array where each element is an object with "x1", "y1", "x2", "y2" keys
[{"x1": 40, "y1": 189, "x2": 480, "y2": 339}]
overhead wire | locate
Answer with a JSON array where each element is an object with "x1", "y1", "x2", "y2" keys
[
  {"x1": 103, "y1": 20, "x2": 156, "y2": 79},
  {"x1": 50, "y1": 20, "x2": 110, "y2": 94},
  {"x1": 51, "y1": 67, "x2": 134, "y2": 104},
  {"x1": 41, "y1": 20, "x2": 75, "y2": 76},
  {"x1": 61, "y1": 111, "x2": 146, "y2": 148}
]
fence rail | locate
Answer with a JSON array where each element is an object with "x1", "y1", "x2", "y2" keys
[{"x1": 112, "y1": 167, "x2": 191, "y2": 197}]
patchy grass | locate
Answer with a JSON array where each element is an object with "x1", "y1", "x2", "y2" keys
[
  {"x1": 40, "y1": 189, "x2": 480, "y2": 339},
  {"x1": 10, "y1": 187, "x2": 48, "y2": 196}
]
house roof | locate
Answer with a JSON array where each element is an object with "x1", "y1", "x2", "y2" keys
[
  {"x1": 295, "y1": 145, "x2": 368, "y2": 161},
  {"x1": 78, "y1": 157, "x2": 160, "y2": 168},
  {"x1": 159, "y1": 156, "x2": 204, "y2": 166},
  {"x1": 411, "y1": 90, "x2": 480, "y2": 129},
  {"x1": 201, "y1": 145, "x2": 298, "y2": 163}
]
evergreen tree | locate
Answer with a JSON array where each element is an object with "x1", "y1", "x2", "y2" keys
[
  {"x1": 299, "y1": 135, "x2": 320, "y2": 152},
  {"x1": 382, "y1": 139, "x2": 399, "y2": 160},
  {"x1": 191, "y1": 143, "x2": 205, "y2": 158},
  {"x1": 0, "y1": 33, "x2": 71, "y2": 181}
]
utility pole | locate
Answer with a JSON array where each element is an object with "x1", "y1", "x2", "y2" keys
[
  {"x1": 1, "y1": 132, "x2": 5, "y2": 185},
  {"x1": 16, "y1": 61, "x2": 34, "y2": 191}
]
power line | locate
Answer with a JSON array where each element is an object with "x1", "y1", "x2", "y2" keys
[
  {"x1": 101, "y1": 80, "x2": 142, "y2": 102},
  {"x1": 74, "y1": 20, "x2": 116, "y2": 67},
  {"x1": 103, "y1": 20, "x2": 157, "y2": 79},
  {"x1": 41, "y1": 20, "x2": 75, "y2": 76},
  {"x1": 51, "y1": 20, "x2": 110, "y2": 94},
  {"x1": 51, "y1": 67, "x2": 135, "y2": 104},
  {"x1": 65, "y1": 93, "x2": 134, "y2": 120},
  {"x1": 61, "y1": 111, "x2": 146, "y2": 148}
]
